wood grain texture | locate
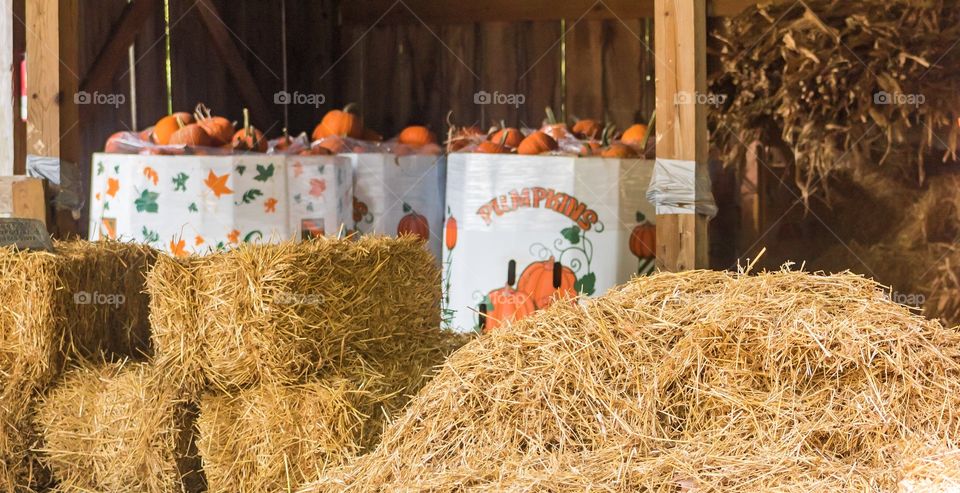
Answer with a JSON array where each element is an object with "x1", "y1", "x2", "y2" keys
[
  {"x1": 518, "y1": 22, "x2": 561, "y2": 129},
  {"x1": 654, "y1": 0, "x2": 709, "y2": 271},
  {"x1": 564, "y1": 19, "x2": 604, "y2": 124},
  {"x1": 478, "y1": 22, "x2": 520, "y2": 128},
  {"x1": 0, "y1": 0, "x2": 14, "y2": 175}
]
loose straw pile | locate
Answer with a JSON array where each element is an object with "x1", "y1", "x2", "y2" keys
[{"x1": 299, "y1": 269, "x2": 960, "y2": 492}]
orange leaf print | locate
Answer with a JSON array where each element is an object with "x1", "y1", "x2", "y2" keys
[
  {"x1": 143, "y1": 167, "x2": 159, "y2": 186},
  {"x1": 95, "y1": 192, "x2": 102, "y2": 201},
  {"x1": 264, "y1": 198, "x2": 278, "y2": 213},
  {"x1": 309, "y1": 178, "x2": 326, "y2": 197},
  {"x1": 292, "y1": 162, "x2": 304, "y2": 178},
  {"x1": 227, "y1": 229, "x2": 240, "y2": 244},
  {"x1": 106, "y1": 177, "x2": 120, "y2": 197},
  {"x1": 204, "y1": 171, "x2": 233, "y2": 198},
  {"x1": 101, "y1": 218, "x2": 117, "y2": 240},
  {"x1": 170, "y1": 238, "x2": 188, "y2": 257},
  {"x1": 195, "y1": 235, "x2": 205, "y2": 246}
]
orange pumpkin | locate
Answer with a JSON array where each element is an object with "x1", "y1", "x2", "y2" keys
[
  {"x1": 153, "y1": 112, "x2": 194, "y2": 145},
  {"x1": 169, "y1": 123, "x2": 214, "y2": 147},
  {"x1": 138, "y1": 126, "x2": 154, "y2": 142},
  {"x1": 517, "y1": 131, "x2": 557, "y2": 155},
  {"x1": 231, "y1": 108, "x2": 267, "y2": 152},
  {"x1": 621, "y1": 123, "x2": 649, "y2": 145},
  {"x1": 398, "y1": 125, "x2": 436, "y2": 146},
  {"x1": 317, "y1": 135, "x2": 348, "y2": 154},
  {"x1": 630, "y1": 213, "x2": 656, "y2": 259},
  {"x1": 475, "y1": 140, "x2": 509, "y2": 154},
  {"x1": 572, "y1": 119, "x2": 602, "y2": 140},
  {"x1": 600, "y1": 143, "x2": 638, "y2": 158},
  {"x1": 397, "y1": 203, "x2": 429, "y2": 241},
  {"x1": 517, "y1": 258, "x2": 577, "y2": 309},
  {"x1": 445, "y1": 216, "x2": 457, "y2": 250},
  {"x1": 483, "y1": 285, "x2": 535, "y2": 333},
  {"x1": 353, "y1": 197, "x2": 369, "y2": 223},
  {"x1": 194, "y1": 103, "x2": 235, "y2": 145},
  {"x1": 313, "y1": 103, "x2": 362, "y2": 140},
  {"x1": 490, "y1": 127, "x2": 523, "y2": 148},
  {"x1": 542, "y1": 106, "x2": 569, "y2": 141}
]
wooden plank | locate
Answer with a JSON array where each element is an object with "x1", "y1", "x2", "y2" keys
[
  {"x1": 195, "y1": 0, "x2": 275, "y2": 131},
  {"x1": 406, "y1": 24, "x2": 443, "y2": 132},
  {"x1": 340, "y1": 0, "x2": 780, "y2": 24},
  {"x1": 478, "y1": 22, "x2": 520, "y2": 128},
  {"x1": 13, "y1": 0, "x2": 25, "y2": 174},
  {"x1": 602, "y1": 18, "x2": 644, "y2": 130},
  {"x1": 26, "y1": 0, "x2": 81, "y2": 238},
  {"x1": 79, "y1": 0, "x2": 160, "y2": 98},
  {"x1": 282, "y1": 0, "x2": 337, "y2": 136},
  {"x1": 132, "y1": 0, "x2": 167, "y2": 130},
  {"x1": 438, "y1": 24, "x2": 480, "y2": 132},
  {"x1": 0, "y1": 0, "x2": 14, "y2": 175},
  {"x1": 564, "y1": 19, "x2": 604, "y2": 123},
  {"x1": 654, "y1": 0, "x2": 709, "y2": 271},
  {"x1": 518, "y1": 21, "x2": 561, "y2": 129},
  {"x1": 333, "y1": 24, "x2": 366, "y2": 128}
]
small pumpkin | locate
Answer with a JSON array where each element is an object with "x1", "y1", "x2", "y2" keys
[
  {"x1": 153, "y1": 112, "x2": 194, "y2": 145},
  {"x1": 231, "y1": 108, "x2": 267, "y2": 152},
  {"x1": 516, "y1": 258, "x2": 577, "y2": 309},
  {"x1": 317, "y1": 135, "x2": 349, "y2": 154},
  {"x1": 600, "y1": 143, "x2": 638, "y2": 158},
  {"x1": 312, "y1": 103, "x2": 362, "y2": 140},
  {"x1": 571, "y1": 118, "x2": 602, "y2": 140},
  {"x1": 475, "y1": 140, "x2": 509, "y2": 154},
  {"x1": 629, "y1": 212, "x2": 656, "y2": 259},
  {"x1": 490, "y1": 125, "x2": 523, "y2": 148},
  {"x1": 194, "y1": 103, "x2": 235, "y2": 145},
  {"x1": 517, "y1": 131, "x2": 558, "y2": 155},
  {"x1": 397, "y1": 203, "x2": 429, "y2": 241},
  {"x1": 542, "y1": 106, "x2": 569, "y2": 141},
  {"x1": 483, "y1": 285, "x2": 535, "y2": 333},
  {"x1": 169, "y1": 119, "x2": 214, "y2": 147},
  {"x1": 621, "y1": 123, "x2": 649, "y2": 145},
  {"x1": 445, "y1": 215, "x2": 457, "y2": 250},
  {"x1": 353, "y1": 197, "x2": 369, "y2": 223},
  {"x1": 398, "y1": 125, "x2": 436, "y2": 147}
]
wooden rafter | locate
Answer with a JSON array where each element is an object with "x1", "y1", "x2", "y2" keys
[{"x1": 80, "y1": 0, "x2": 160, "y2": 97}]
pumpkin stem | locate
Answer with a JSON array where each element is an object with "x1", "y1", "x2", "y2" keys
[
  {"x1": 343, "y1": 102, "x2": 358, "y2": 114},
  {"x1": 175, "y1": 115, "x2": 186, "y2": 129},
  {"x1": 636, "y1": 211, "x2": 645, "y2": 223},
  {"x1": 507, "y1": 260, "x2": 516, "y2": 287},
  {"x1": 242, "y1": 108, "x2": 252, "y2": 138},
  {"x1": 446, "y1": 110, "x2": 455, "y2": 129},
  {"x1": 640, "y1": 111, "x2": 656, "y2": 154},
  {"x1": 497, "y1": 129, "x2": 508, "y2": 147},
  {"x1": 545, "y1": 106, "x2": 558, "y2": 125}
]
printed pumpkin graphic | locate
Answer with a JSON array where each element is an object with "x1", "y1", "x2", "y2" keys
[
  {"x1": 629, "y1": 212, "x2": 656, "y2": 259},
  {"x1": 353, "y1": 196, "x2": 369, "y2": 223},
  {"x1": 445, "y1": 215, "x2": 457, "y2": 250},
  {"x1": 483, "y1": 285, "x2": 535, "y2": 334},
  {"x1": 517, "y1": 258, "x2": 577, "y2": 309},
  {"x1": 397, "y1": 202, "x2": 429, "y2": 241}
]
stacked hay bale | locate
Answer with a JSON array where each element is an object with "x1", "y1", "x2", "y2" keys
[
  {"x1": 299, "y1": 269, "x2": 960, "y2": 492},
  {"x1": 35, "y1": 237, "x2": 463, "y2": 492},
  {"x1": 0, "y1": 241, "x2": 156, "y2": 491}
]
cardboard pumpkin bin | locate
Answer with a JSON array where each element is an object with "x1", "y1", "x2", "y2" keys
[
  {"x1": 342, "y1": 153, "x2": 446, "y2": 261},
  {"x1": 443, "y1": 154, "x2": 657, "y2": 333},
  {"x1": 88, "y1": 154, "x2": 352, "y2": 254}
]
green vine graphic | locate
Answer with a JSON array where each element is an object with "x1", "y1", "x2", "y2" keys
[{"x1": 530, "y1": 220, "x2": 604, "y2": 297}]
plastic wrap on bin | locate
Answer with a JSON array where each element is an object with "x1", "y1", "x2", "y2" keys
[{"x1": 645, "y1": 158, "x2": 718, "y2": 217}]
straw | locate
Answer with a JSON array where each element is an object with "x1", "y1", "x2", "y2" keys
[{"x1": 299, "y1": 268, "x2": 960, "y2": 492}]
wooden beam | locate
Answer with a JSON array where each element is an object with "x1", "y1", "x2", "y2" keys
[
  {"x1": 654, "y1": 0, "x2": 709, "y2": 271},
  {"x1": 340, "y1": 0, "x2": 777, "y2": 24},
  {"x1": 1, "y1": 0, "x2": 14, "y2": 175},
  {"x1": 80, "y1": 0, "x2": 160, "y2": 97},
  {"x1": 26, "y1": 0, "x2": 80, "y2": 237},
  {"x1": 195, "y1": 0, "x2": 275, "y2": 130},
  {"x1": 13, "y1": 0, "x2": 24, "y2": 175}
]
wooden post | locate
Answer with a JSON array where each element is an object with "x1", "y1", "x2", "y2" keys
[
  {"x1": 25, "y1": 0, "x2": 80, "y2": 237},
  {"x1": 653, "y1": 0, "x2": 709, "y2": 271},
  {"x1": 0, "y1": 0, "x2": 14, "y2": 175}
]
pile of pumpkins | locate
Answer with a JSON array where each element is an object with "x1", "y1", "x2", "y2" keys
[
  {"x1": 103, "y1": 103, "x2": 651, "y2": 158},
  {"x1": 448, "y1": 107, "x2": 653, "y2": 158}
]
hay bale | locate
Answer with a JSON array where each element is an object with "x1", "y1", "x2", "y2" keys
[
  {"x1": 148, "y1": 237, "x2": 441, "y2": 394},
  {"x1": 0, "y1": 241, "x2": 156, "y2": 491},
  {"x1": 299, "y1": 269, "x2": 960, "y2": 492},
  {"x1": 35, "y1": 361, "x2": 204, "y2": 493},
  {"x1": 197, "y1": 378, "x2": 369, "y2": 492},
  {"x1": 198, "y1": 328, "x2": 469, "y2": 492}
]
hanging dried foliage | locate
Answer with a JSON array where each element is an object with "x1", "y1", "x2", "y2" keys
[{"x1": 712, "y1": 0, "x2": 960, "y2": 198}]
